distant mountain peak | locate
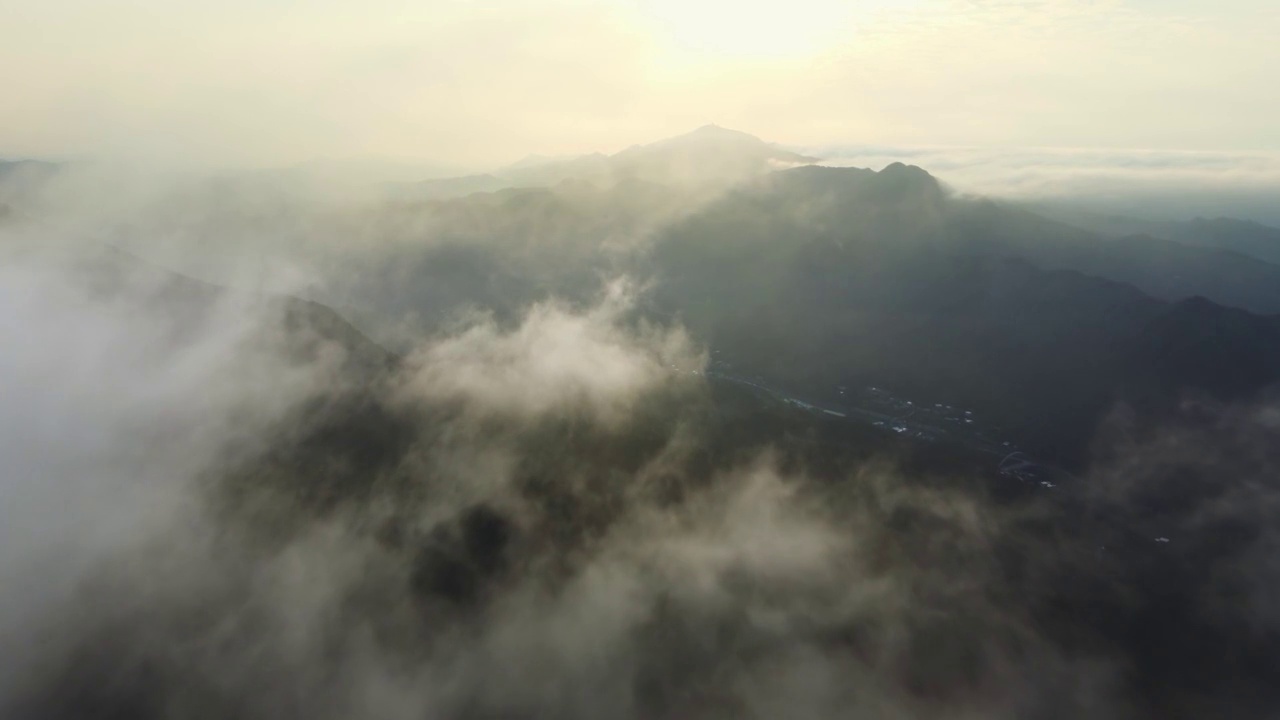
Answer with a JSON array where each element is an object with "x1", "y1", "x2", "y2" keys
[
  {"x1": 620, "y1": 125, "x2": 821, "y2": 166},
  {"x1": 879, "y1": 161, "x2": 931, "y2": 177},
  {"x1": 405, "y1": 126, "x2": 821, "y2": 199},
  {"x1": 652, "y1": 124, "x2": 776, "y2": 148},
  {"x1": 874, "y1": 162, "x2": 942, "y2": 198},
  {"x1": 688, "y1": 123, "x2": 752, "y2": 139}
]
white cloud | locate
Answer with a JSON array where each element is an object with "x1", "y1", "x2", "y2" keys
[
  {"x1": 399, "y1": 279, "x2": 702, "y2": 425},
  {"x1": 0, "y1": 247, "x2": 343, "y2": 701}
]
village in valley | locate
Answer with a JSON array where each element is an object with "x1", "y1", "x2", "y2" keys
[{"x1": 687, "y1": 352, "x2": 1073, "y2": 492}]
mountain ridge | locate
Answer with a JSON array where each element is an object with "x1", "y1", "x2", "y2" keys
[{"x1": 390, "y1": 125, "x2": 821, "y2": 200}]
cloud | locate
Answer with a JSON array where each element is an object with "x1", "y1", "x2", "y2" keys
[
  {"x1": 398, "y1": 279, "x2": 702, "y2": 426},
  {"x1": 7, "y1": 200, "x2": 1280, "y2": 718},
  {"x1": 2, "y1": 237, "x2": 1093, "y2": 718},
  {"x1": 0, "y1": 245, "x2": 352, "y2": 709},
  {"x1": 811, "y1": 144, "x2": 1280, "y2": 223}
]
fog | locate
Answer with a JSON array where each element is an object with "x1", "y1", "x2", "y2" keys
[
  {"x1": 398, "y1": 280, "x2": 700, "y2": 426},
  {"x1": 5, "y1": 157, "x2": 1280, "y2": 719},
  {"x1": 3, "y1": 0, "x2": 1280, "y2": 713},
  {"x1": 0, "y1": 247, "x2": 1083, "y2": 718}
]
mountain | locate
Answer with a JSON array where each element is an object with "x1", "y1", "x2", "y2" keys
[
  {"x1": 649, "y1": 164, "x2": 1280, "y2": 465},
  {"x1": 606, "y1": 124, "x2": 820, "y2": 187},
  {"x1": 60, "y1": 243, "x2": 396, "y2": 377},
  {"x1": 1171, "y1": 217, "x2": 1280, "y2": 264},
  {"x1": 1128, "y1": 296, "x2": 1280, "y2": 402},
  {"x1": 1032, "y1": 207, "x2": 1280, "y2": 267},
  {"x1": 324, "y1": 157, "x2": 1280, "y2": 464},
  {"x1": 41, "y1": 131, "x2": 1278, "y2": 468},
  {"x1": 390, "y1": 125, "x2": 820, "y2": 202},
  {"x1": 703, "y1": 163, "x2": 1280, "y2": 311},
  {"x1": 29, "y1": 242, "x2": 1280, "y2": 720},
  {"x1": 503, "y1": 125, "x2": 819, "y2": 189},
  {"x1": 659, "y1": 163, "x2": 1280, "y2": 314},
  {"x1": 19, "y1": 136, "x2": 1280, "y2": 720},
  {"x1": 645, "y1": 161, "x2": 1280, "y2": 312},
  {"x1": 952, "y1": 202, "x2": 1280, "y2": 314},
  {"x1": 327, "y1": 176, "x2": 699, "y2": 345}
]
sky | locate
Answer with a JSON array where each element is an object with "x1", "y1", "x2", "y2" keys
[{"x1": 1, "y1": 0, "x2": 1278, "y2": 169}]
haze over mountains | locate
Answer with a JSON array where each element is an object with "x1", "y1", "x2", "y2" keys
[
  {"x1": 280, "y1": 127, "x2": 1280, "y2": 465},
  {"x1": 8, "y1": 123, "x2": 1280, "y2": 481},
  {"x1": 6, "y1": 124, "x2": 1280, "y2": 719},
  {"x1": 394, "y1": 125, "x2": 820, "y2": 200}
]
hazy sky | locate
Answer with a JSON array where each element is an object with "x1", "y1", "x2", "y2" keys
[{"x1": 2, "y1": 0, "x2": 1277, "y2": 168}]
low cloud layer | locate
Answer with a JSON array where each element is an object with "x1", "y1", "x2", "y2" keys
[
  {"x1": 0, "y1": 246, "x2": 349, "y2": 709},
  {"x1": 816, "y1": 145, "x2": 1280, "y2": 224},
  {"x1": 5, "y1": 216, "x2": 1280, "y2": 719},
  {"x1": 400, "y1": 280, "x2": 701, "y2": 426}
]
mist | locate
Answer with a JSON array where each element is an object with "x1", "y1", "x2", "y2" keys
[
  {"x1": 0, "y1": 246, "x2": 1087, "y2": 718},
  {"x1": 815, "y1": 145, "x2": 1280, "y2": 226},
  {"x1": 4, "y1": 1, "x2": 1280, "y2": 715},
  {"x1": 5, "y1": 159, "x2": 1280, "y2": 719}
]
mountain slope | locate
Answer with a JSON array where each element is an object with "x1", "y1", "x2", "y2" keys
[
  {"x1": 607, "y1": 124, "x2": 820, "y2": 187},
  {"x1": 333, "y1": 159, "x2": 1280, "y2": 464},
  {"x1": 651, "y1": 166, "x2": 1280, "y2": 464},
  {"x1": 60, "y1": 243, "x2": 396, "y2": 376},
  {"x1": 1127, "y1": 296, "x2": 1280, "y2": 402},
  {"x1": 952, "y1": 201, "x2": 1280, "y2": 314},
  {"x1": 1029, "y1": 207, "x2": 1280, "y2": 266}
]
